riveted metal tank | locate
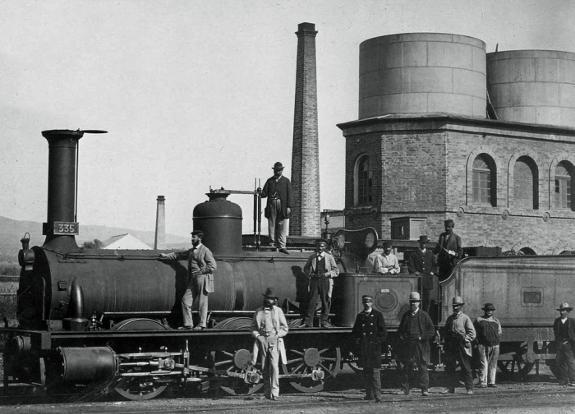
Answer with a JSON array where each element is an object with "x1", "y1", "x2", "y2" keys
[
  {"x1": 359, "y1": 33, "x2": 486, "y2": 119},
  {"x1": 193, "y1": 189, "x2": 242, "y2": 256},
  {"x1": 487, "y1": 50, "x2": 575, "y2": 128}
]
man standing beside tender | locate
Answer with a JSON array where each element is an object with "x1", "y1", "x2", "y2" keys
[
  {"x1": 434, "y1": 219, "x2": 462, "y2": 281},
  {"x1": 303, "y1": 239, "x2": 339, "y2": 328},
  {"x1": 553, "y1": 302, "x2": 575, "y2": 386},
  {"x1": 260, "y1": 161, "x2": 292, "y2": 254},
  {"x1": 397, "y1": 292, "x2": 436, "y2": 396},
  {"x1": 251, "y1": 288, "x2": 289, "y2": 400},
  {"x1": 407, "y1": 235, "x2": 437, "y2": 314},
  {"x1": 443, "y1": 296, "x2": 476, "y2": 394},
  {"x1": 474, "y1": 303, "x2": 502, "y2": 388},
  {"x1": 161, "y1": 230, "x2": 216, "y2": 330},
  {"x1": 352, "y1": 295, "x2": 387, "y2": 403}
]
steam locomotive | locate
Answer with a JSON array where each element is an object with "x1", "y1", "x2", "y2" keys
[
  {"x1": 2, "y1": 129, "x2": 572, "y2": 400},
  {"x1": 1, "y1": 129, "x2": 418, "y2": 400}
]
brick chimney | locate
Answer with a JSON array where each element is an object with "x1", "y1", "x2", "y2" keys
[
  {"x1": 290, "y1": 22, "x2": 321, "y2": 237},
  {"x1": 154, "y1": 195, "x2": 166, "y2": 249}
]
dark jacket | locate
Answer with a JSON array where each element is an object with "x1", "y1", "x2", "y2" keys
[
  {"x1": 398, "y1": 309, "x2": 436, "y2": 363},
  {"x1": 352, "y1": 309, "x2": 387, "y2": 368},
  {"x1": 261, "y1": 175, "x2": 292, "y2": 220},
  {"x1": 433, "y1": 231, "x2": 462, "y2": 278},
  {"x1": 407, "y1": 249, "x2": 436, "y2": 290},
  {"x1": 553, "y1": 317, "x2": 575, "y2": 344}
]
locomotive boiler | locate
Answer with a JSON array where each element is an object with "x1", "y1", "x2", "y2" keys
[{"x1": 2, "y1": 129, "x2": 418, "y2": 400}]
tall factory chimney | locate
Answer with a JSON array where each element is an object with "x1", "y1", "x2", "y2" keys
[
  {"x1": 154, "y1": 195, "x2": 166, "y2": 250},
  {"x1": 290, "y1": 22, "x2": 321, "y2": 237}
]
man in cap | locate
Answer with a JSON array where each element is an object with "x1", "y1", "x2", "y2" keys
[
  {"x1": 260, "y1": 162, "x2": 292, "y2": 254},
  {"x1": 397, "y1": 292, "x2": 436, "y2": 396},
  {"x1": 433, "y1": 219, "x2": 462, "y2": 281},
  {"x1": 303, "y1": 239, "x2": 339, "y2": 327},
  {"x1": 352, "y1": 295, "x2": 387, "y2": 402},
  {"x1": 160, "y1": 230, "x2": 217, "y2": 330},
  {"x1": 443, "y1": 296, "x2": 476, "y2": 394},
  {"x1": 373, "y1": 242, "x2": 400, "y2": 275},
  {"x1": 251, "y1": 288, "x2": 289, "y2": 400},
  {"x1": 553, "y1": 302, "x2": 575, "y2": 386},
  {"x1": 407, "y1": 235, "x2": 437, "y2": 315},
  {"x1": 474, "y1": 303, "x2": 502, "y2": 388}
]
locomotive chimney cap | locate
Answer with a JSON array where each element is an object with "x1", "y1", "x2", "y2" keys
[{"x1": 42, "y1": 129, "x2": 107, "y2": 139}]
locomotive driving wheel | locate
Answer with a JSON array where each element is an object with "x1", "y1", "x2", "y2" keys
[
  {"x1": 210, "y1": 349, "x2": 263, "y2": 396},
  {"x1": 282, "y1": 345, "x2": 341, "y2": 393},
  {"x1": 112, "y1": 318, "x2": 170, "y2": 400},
  {"x1": 497, "y1": 342, "x2": 535, "y2": 382}
]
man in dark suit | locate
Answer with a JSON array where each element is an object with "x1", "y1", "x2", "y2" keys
[
  {"x1": 161, "y1": 230, "x2": 217, "y2": 330},
  {"x1": 397, "y1": 292, "x2": 436, "y2": 396},
  {"x1": 352, "y1": 295, "x2": 387, "y2": 402},
  {"x1": 433, "y1": 219, "x2": 462, "y2": 281},
  {"x1": 260, "y1": 161, "x2": 292, "y2": 254},
  {"x1": 553, "y1": 302, "x2": 575, "y2": 386},
  {"x1": 407, "y1": 235, "x2": 437, "y2": 314}
]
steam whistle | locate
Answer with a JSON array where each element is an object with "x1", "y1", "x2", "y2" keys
[{"x1": 18, "y1": 232, "x2": 35, "y2": 272}]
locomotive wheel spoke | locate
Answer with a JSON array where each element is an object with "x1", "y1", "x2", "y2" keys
[
  {"x1": 211, "y1": 349, "x2": 263, "y2": 396},
  {"x1": 283, "y1": 346, "x2": 341, "y2": 393}
]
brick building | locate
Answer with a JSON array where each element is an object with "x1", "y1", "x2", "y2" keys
[{"x1": 337, "y1": 33, "x2": 575, "y2": 255}]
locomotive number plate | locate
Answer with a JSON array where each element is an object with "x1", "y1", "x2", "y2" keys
[{"x1": 53, "y1": 221, "x2": 79, "y2": 235}]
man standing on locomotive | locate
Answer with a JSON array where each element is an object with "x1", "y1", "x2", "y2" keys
[
  {"x1": 434, "y1": 219, "x2": 462, "y2": 281},
  {"x1": 303, "y1": 239, "x2": 339, "y2": 328},
  {"x1": 407, "y1": 235, "x2": 437, "y2": 315},
  {"x1": 443, "y1": 296, "x2": 476, "y2": 394},
  {"x1": 397, "y1": 292, "x2": 436, "y2": 396},
  {"x1": 553, "y1": 302, "x2": 575, "y2": 386},
  {"x1": 160, "y1": 230, "x2": 216, "y2": 330},
  {"x1": 251, "y1": 288, "x2": 289, "y2": 400},
  {"x1": 373, "y1": 242, "x2": 400, "y2": 275},
  {"x1": 260, "y1": 161, "x2": 292, "y2": 254},
  {"x1": 474, "y1": 303, "x2": 502, "y2": 388},
  {"x1": 352, "y1": 295, "x2": 387, "y2": 402}
]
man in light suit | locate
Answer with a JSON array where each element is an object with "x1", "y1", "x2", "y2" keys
[
  {"x1": 434, "y1": 219, "x2": 463, "y2": 281},
  {"x1": 251, "y1": 288, "x2": 289, "y2": 400},
  {"x1": 161, "y1": 230, "x2": 216, "y2": 330},
  {"x1": 303, "y1": 239, "x2": 339, "y2": 327}
]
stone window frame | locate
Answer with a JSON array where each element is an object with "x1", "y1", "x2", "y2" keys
[
  {"x1": 507, "y1": 152, "x2": 542, "y2": 211},
  {"x1": 471, "y1": 154, "x2": 497, "y2": 206},
  {"x1": 549, "y1": 154, "x2": 575, "y2": 211},
  {"x1": 353, "y1": 154, "x2": 373, "y2": 206},
  {"x1": 465, "y1": 147, "x2": 499, "y2": 207}
]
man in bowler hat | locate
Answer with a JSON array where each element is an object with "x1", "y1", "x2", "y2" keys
[
  {"x1": 260, "y1": 162, "x2": 292, "y2": 254},
  {"x1": 553, "y1": 302, "x2": 575, "y2": 386},
  {"x1": 443, "y1": 296, "x2": 476, "y2": 394},
  {"x1": 407, "y1": 235, "x2": 437, "y2": 314},
  {"x1": 251, "y1": 288, "x2": 289, "y2": 400},
  {"x1": 397, "y1": 292, "x2": 436, "y2": 396},
  {"x1": 474, "y1": 303, "x2": 502, "y2": 388},
  {"x1": 352, "y1": 295, "x2": 387, "y2": 402}
]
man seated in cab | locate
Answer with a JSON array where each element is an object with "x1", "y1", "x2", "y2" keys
[{"x1": 373, "y1": 242, "x2": 400, "y2": 275}]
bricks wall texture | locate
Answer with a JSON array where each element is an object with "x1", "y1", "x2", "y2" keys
[
  {"x1": 340, "y1": 116, "x2": 575, "y2": 254},
  {"x1": 290, "y1": 23, "x2": 321, "y2": 237}
]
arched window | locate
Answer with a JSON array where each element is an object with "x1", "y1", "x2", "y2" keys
[
  {"x1": 513, "y1": 156, "x2": 538, "y2": 210},
  {"x1": 555, "y1": 161, "x2": 574, "y2": 210},
  {"x1": 472, "y1": 154, "x2": 496, "y2": 206},
  {"x1": 354, "y1": 155, "x2": 372, "y2": 206}
]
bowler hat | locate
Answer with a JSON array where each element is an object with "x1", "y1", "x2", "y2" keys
[
  {"x1": 191, "y1": 230, "x2": 204, "y2": 238},
  {"x1": 418, "y1": 235, "x2": 429, "y2": 243},
  {"x1": 409, "y1": 291, "x2": 421, "y2": 302},
  {"x1": 557, "y1": 302, "x2": 573, "y2": 311},
  {"x1": 362, "y1": 295, "x2": 373, "y2": 303},
  {"x1": 263, "y1": 287, "x2": 278, "y2": 299},
  {"x1": 452, "y1": 296, "x2": 465, "y2": 306},
  {"x1": 273, "y1": 162, "x2": 284, "y2": 170},
  {"x1": 482, "y1": 303, "x2": 496, "y2": 311}
]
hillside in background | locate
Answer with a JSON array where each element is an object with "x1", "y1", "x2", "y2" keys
[{"x1": 0, "y1": 215, "x2": 189, "y2": 262}]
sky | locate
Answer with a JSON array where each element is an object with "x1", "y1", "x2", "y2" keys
[{"x1": 1, "y1": 0, "x2": 575, "y2": 237}]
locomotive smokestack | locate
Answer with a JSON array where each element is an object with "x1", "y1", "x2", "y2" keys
[
  {"x1": 290, "y1": 22, "x2": 321, "y2": 237},
  {"x1": 42, "y1": 130, "x2": 83, "y2": 252},
  {"x1": 154, "y1": 195, "x2": 166, "y2": 250}
]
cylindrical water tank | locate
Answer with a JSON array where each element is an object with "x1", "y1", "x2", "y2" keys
[
  {"x1": 359, "y1": 33, "x2": 486, "y2": 119},
  {"x1": 487, "y1": 50, "x2": 575, "y2": 128}
]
